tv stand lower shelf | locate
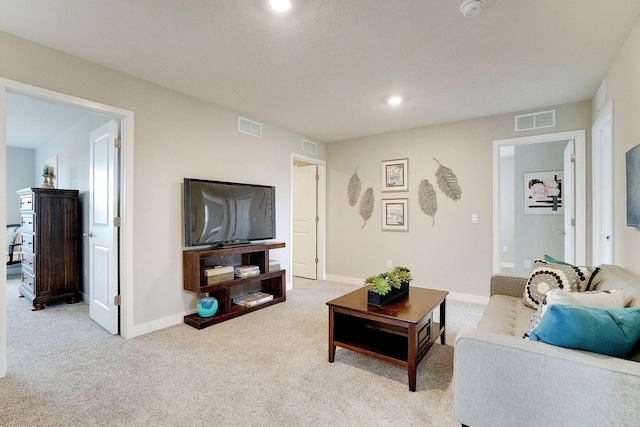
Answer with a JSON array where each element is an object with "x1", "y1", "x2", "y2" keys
[
  {"x1": 184, "y1": 292, "x2": 285, "y2": 329},
  {"x1": 182, "y1": 243, "x2": 286, "y2": 330}
]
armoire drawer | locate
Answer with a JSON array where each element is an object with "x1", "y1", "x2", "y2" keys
[
  {"x1": 21, "y1": 215, "x2": 34, "y2": 233},
  {"x1": 22, "y1": 252, "x2": 35, "y2": 274},
  {"x1": 21, "y1": 270, "x2": 35, "y2": 293},
  {"x1": 19, "y1": 193, "x2": 33, "y2": 211},
  {"x1": 21, "y1": 233, "x2": 34, "y2": 254}
]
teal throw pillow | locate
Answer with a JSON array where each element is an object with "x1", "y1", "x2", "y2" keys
[
  {"x1": 528, "y1": 304, "x2": 640, "y2": 358},
  {"x1": 543, "y1": 254, "x2": 573, "y2": 266}
]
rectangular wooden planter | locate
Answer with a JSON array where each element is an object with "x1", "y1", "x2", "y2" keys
[{"x1": 367, "y1": 281, "x2": 410, "y2": 306}]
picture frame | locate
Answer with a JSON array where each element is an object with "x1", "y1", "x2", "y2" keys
[
  {"x1": 382, "y1": 198, "x2": 408, "y2": 231},
  {"x1": 524, "y1": 171, "x2": 563, "y2": 214},
  {"x1": 381, "y1": 158, "x2": 408, "y2": 192},
  {"x1": 626, "y1": 144, "x2": 640, "y2": 228}
]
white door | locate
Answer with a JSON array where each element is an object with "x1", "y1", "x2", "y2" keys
[
  {"x1": 563, "y1": 140, "x2": 575, "y2": 264},
  {"x1": 592, "y1": 105, "x2": 614, "y2": 265},
  {"x1": 88, "y1": 120, "x2": 119, "y2": 334},
  {"x1": 293, "y1": 164, "x2": 317, "y2": 279}
]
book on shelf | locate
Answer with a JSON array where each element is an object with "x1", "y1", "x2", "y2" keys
[
  {"x1": 234, "y1": 265, "x2": 260, "y2": 278},
  {"x1": 204, "y1": 265, "x2": 234, "y2": 284},
  {"x1": 232, "y1": 292, "x2": 273, "y2": 307}
]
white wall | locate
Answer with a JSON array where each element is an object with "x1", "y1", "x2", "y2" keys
[
  {"x1": 0, "y1": 31, "x2": 326, "y2": 334},
  {"x1": 5, "y1": 146, "x2": 34, "y2": 224},
  {"x1": 327, "y1": 101, "x2": 591, "y2": 298},
  {"x1": 596, "y1": 16, "x2": 640, "y2": 276}
]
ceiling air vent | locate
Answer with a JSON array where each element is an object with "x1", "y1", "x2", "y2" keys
[
  {"x1": 514, "y1": 110, "x2": 556, "y2": 132},
  {"x1": 302, "y1": 139, "x2": 318, "y2": 155},
  {"x1": 238, "y1": 117, "x2": 262, "y2": 138}
]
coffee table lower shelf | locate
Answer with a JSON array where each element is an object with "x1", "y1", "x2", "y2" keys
[{"x1": 333, "y1": 320, "x2": 442, "y2": 367}]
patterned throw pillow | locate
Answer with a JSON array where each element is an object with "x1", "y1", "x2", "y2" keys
[
  {"x1": 523, "y1": 288, "x2": 628, "y2": 339},
  {"x1": 522, "y1": 258, "x2": 599, "y2": 309}
]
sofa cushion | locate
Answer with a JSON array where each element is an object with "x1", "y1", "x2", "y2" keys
[
  {"x1": 523, "y1": 288, "x2": 628, "y2": 339},
  {"x1": 591, "y1": 264, "x2": 640, "y2": 307},
  {"x1": 528, "y1": 304, "x2": 640, "y2": 358},
  {"x1": 522, "y1": 258, "x2": 598, "y2": 309},
  {"x1": 477, "y1": 294, "x2": 534, "y2": 337}
]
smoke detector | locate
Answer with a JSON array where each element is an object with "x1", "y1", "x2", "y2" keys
[{"x1": 460, "y1": 0, "x2": 485, "y2": 17}]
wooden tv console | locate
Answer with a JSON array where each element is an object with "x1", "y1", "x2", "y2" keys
[{"x1": 183, "y1": 242, "x2": 286, "y2": 329}]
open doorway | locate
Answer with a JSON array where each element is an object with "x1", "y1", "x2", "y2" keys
[
  {"x1": 290, "y1": 154, "x2": 326, "y2": 284},
  {"x1": 493, "y1": 130, "x2": 587, "y2": 275},
  {"x1": 1, "y1": 78, "x2": 135, "y2": 377}
]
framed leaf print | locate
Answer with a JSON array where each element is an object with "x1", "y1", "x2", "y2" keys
[
  {"x1": 382, "y1": 198, "x2": 408, "y2": 231},
  {"x1": 381, "y1": 158, "x2": 408, "y2": 192}
]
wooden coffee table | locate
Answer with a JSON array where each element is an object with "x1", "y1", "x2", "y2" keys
[{"x1": 327, "y1": 286, "x2": 448, "y2": 391}]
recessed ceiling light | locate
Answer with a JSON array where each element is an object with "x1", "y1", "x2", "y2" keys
[
  {"x1": 388, "y1": 96, "x2": 403, "y2": 106},
  {"x1": 269, "y1": 0, "x2": 292, "y2": 12}
]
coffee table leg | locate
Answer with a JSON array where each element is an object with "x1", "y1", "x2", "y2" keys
[
  {"x1": 328, "y1": 306, "x2": 336, "y2": 362},
  {"x1": 408, "y1": 324, "x2": 417, "y2": 392},
  {"x1": 440, "y1": 299, "x2": 447, "y2": 345}
]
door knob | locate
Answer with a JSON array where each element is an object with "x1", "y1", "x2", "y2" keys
[
  {"x1": 558, "y1": 230, "x2": 566, "y2": 235},
  {"x1": 83, "y1": 232, "x2": 94, "y2": 238}
]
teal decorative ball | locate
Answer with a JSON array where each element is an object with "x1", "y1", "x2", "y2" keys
[{"x1": 197, "y1": 295, "x2": 218, "y2": 317}]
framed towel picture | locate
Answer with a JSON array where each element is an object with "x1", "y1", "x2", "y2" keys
[
  {"x1": 382, "y1": 198, "x2": 408, "y2": 231},
  {"x1": 626, "y1": 144, "x2": 640, "y2": 227},
  {"x1": 381, "y1": 158, "x2": 408, "y2": 192},
  {"x1": 524, "y1": 171, "x2": 563, "y2": 214}
]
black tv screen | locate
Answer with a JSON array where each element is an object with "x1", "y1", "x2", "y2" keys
[{"x1": 184, "y1": 178, "x2": 275, "y2": 247}]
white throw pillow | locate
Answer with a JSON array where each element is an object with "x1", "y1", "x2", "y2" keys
[{"x1": 523, "y1": 288, "x2": 628, "y2": 339}]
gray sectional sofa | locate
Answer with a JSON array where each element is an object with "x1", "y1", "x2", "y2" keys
[{"x1": 454, "y1": 264, "x2": 640, "y2": 427}]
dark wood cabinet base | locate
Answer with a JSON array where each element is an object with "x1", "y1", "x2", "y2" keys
[{"x1": 183, "y1": 243, "x2": 286, "y2": 329}]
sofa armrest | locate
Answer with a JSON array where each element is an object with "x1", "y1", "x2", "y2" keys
[
  {"x1": 490, "y1": 275, "x2": 527, "y2": 298},
  {"x1": 454, "y1": 328, "x2": 640, "y2": 427}
]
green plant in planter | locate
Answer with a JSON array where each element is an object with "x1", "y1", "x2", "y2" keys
[
  {"x1": 366, "y1": 275, "x2": 392, "y2": 295},
  {"x1": 393, "y1": 266, "x2": 413, "y2": 285},
  {"x1": 365, "y1": 266, "x2": 412, "y2": 295}
]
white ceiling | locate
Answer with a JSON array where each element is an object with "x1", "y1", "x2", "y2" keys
[
  {"x1": 1, "y1": 0, "x2": 639, "y2": 144},
  {"x1": 6, "y1": 92, "x2": 105, "y2": 149}
]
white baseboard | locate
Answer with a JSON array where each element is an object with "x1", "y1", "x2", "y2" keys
[
  {"x1": 326, "y1": 274, "x2": 488, "y2": 305},
  {"x1": 447, "y1": 292, "x2": 489, "y2": 305},
  {"x1": 129, "y1": 277, "x2": 488, "y2": 338},
  {"x1": 130, "y1": 312, "x2": 186, "y2": 338},
  {"x1": 326, "y1": 274, "x2": 362, "y2": 285}
]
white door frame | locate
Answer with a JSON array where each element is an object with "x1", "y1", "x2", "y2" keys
[
  {"x1": 492, "y1": 129, "x2": 587, "y2": 274},
  {"x1": 290, "y1": 153, "x2": 326, "y2": 282},
  {"x1": 592, "y1": 101, "x2": 614, "y2": 265},
  {"x1": 0, "y1": 78, "x2": 135, "y2": 377}
]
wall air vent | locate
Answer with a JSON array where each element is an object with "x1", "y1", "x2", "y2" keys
[
  {"x1": 238, "y1": 117, "x2": 262, "y2": 138},
  {"x1": 514, "y1": 110, "x2": 556, "y2": 132},
  {"x1": 302, "y1": 139, "x2": 318, "y2": 155}
]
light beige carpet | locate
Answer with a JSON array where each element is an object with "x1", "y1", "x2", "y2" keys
[{"x1": 1, "y1": 277, "x2": 483, "y2": 426}]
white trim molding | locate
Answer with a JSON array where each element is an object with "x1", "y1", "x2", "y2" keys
[{"x1": 0, "y1": 78, "x2": 135, "y2": 378}]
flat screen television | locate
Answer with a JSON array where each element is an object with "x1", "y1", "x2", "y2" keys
[{"x1": 183, "y1": 178, "x2": 275, "y2": 247}]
